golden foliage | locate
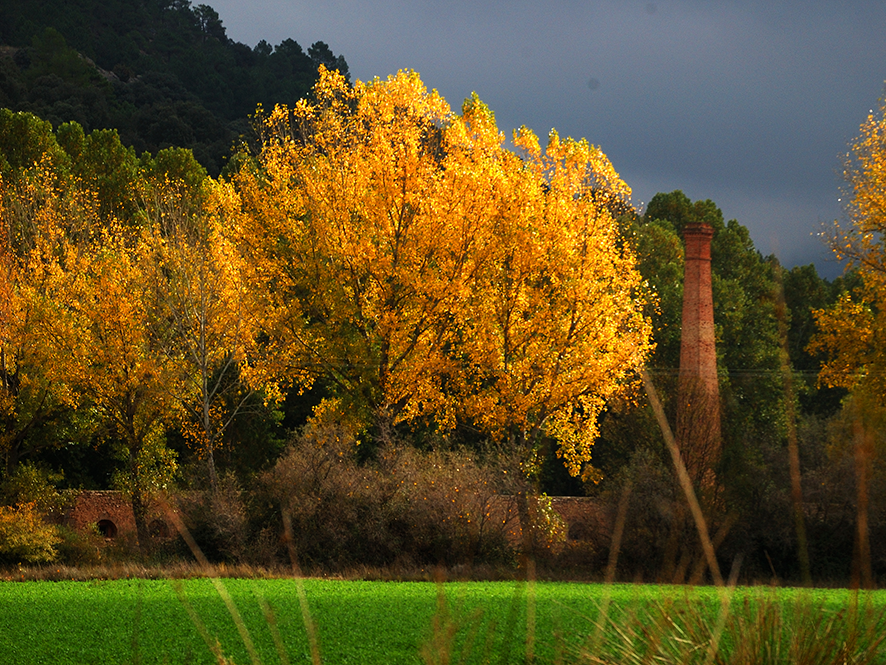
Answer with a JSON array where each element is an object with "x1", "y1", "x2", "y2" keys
[
  {"x1": 237, "y1": 68, "x2": 508, "y2": 430},
  {"x1": 1, "y1": 74, "x2": 653, "y2": 485},
  {"x1": 838, "y1": 98, "x2": 886, "y2": 269},
  {"x1": 12, "y1": 156, "x2": 180, "y2": 544},
  {"x1": 810, "y1": 294, "x2": 875, "y2": 392},
  {"x1": 463, "y1": 122, "x2": 652, "y2": 476},
  {"x1": 813, "y1": 97, "x2": 886, "y2": 399},
  {"x1": 29, "y1": 224, "x2": 175, "y2": 434},
  {"x1": 236, "y1": 67, "x2": 653, "y2": 475},
  {"x1": 0, "y1": 158, "x2": 102, "y2": 468},
  {"x1": 0, "y1": 502, "x2": 61, "y2": 564}
]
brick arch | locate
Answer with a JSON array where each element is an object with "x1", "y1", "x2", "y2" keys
[{"x1": 63, "y1": 491, "x2": 171, "y2": 541}]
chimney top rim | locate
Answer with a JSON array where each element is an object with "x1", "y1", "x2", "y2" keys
[{"x1": 683, "y1": 222, "x2": 715, "y2": 237}]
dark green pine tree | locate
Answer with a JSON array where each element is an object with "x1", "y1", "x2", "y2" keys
[{"x1": 0, "y1": 0, "x2": 349, "y2": 175}]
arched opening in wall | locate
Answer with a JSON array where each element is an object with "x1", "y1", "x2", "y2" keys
[
  {"x1": 567, "y1": 520, "x2": 594, "y2": 542},
  {"x1": 97, "y1": 519, "x2": 117, "y2": 538},
  {"x1": 149, "y1": 519, "x2": 169, "y2": 538}
]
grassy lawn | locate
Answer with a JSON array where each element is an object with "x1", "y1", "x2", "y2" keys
[{"x1": 0, "y1": 578, "x2": 884, "y2": 664}]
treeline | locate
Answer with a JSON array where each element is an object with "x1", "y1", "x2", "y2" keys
[
  {"x1": 0, "y1": 0, "x2": 879, "y2": 579},
  {"x1": 0, "y1": 70, "x2": 655, "y2": 565},
  {"x1": 0, "y1": 0, "x2": 348, "y2": 174},
  {"x1": 0, "y1": 80, "x2": 870, "y2": 580}
]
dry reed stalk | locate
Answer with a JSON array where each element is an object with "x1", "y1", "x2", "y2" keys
[
  {"x1": 282, "y1": 508, "x2": 323, "y2": 665},
  {"x1": 642, "y1": 369, "x2": 740, "y2": 663},
  {"x1": 641, "y1": 370, "x2": 723, "y2": 589},
  {"x1": 160, "y1": 497, "x2": 262, "y2": 665},
  {"x1": 589, "y1": 480, "x2": 632, "y2": 652},
  {"x1": 774, "y1": 266, "x2": 812, "y2": 587},
  {"x1": 256, "y1": 591, "x2": 291, "y2": 665}
]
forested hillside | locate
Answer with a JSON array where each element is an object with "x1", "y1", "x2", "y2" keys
[{"x1": 0, "y1": 0, "x2": 348, "y2": 173}]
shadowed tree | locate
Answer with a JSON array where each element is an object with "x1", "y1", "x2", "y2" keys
[{"x1": 140, "y1": 151, "x2": 275, "y2": 490}]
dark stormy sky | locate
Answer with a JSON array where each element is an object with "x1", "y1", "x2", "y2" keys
[{"x1": 211, "y1": 0, "x2": 886, "y2": 278}]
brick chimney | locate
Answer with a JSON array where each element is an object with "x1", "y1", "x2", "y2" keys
[{"x1": 677, "y1": 222, "x2": 720, "y2": 486}]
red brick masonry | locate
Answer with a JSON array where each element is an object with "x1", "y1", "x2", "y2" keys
[
  {"x1": 63, "y1": 491, "x2": 170, "y2": 539},
  {"x1": 64, "y1": 491, "x2": 609, "y2": 547}
]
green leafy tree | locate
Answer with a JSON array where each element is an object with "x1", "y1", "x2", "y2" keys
[
  {"x1": 783, "y1": 263, "x2": 858, "y2": 416},
  {"x1": 593, "y1": 191, "x2": 796, "y2": 579},
  {"x1": 636, "y1": 191, "x2": 785, "y2": 445},
  {"x1": 55, "y1": 122, "x2": 140, "y2": 223}
]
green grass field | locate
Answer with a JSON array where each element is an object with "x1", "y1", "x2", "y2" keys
[{"x1": 1, "y1": 578, "x2": 884, "y2": 664}]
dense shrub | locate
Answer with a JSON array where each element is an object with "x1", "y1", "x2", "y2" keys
[
  {"x1": 258, "y1": 421, "x2": 518, "y2": 569},
  {"x1": 54, "y1": 524, "x2": 103, "y2": 566},
  {"x1": 173, "y1": 472, "x2": 249, "y2": 563},
  {"x1": 0, "y1": 463, "x2": 72, "y2": 518},
  {"x1": 800, "y1": 407, "x2": 886, "y2": 582},
  {"x1": 258, "y1": 421, "x2": 395, "y2": 567},
  {"x1": 0, "y1": 463, "x2": 73, "y2": 565},
  {"x1": 587, "y1": 396, "x2": 886, "y2": 586},
  {"x1": 595, "y1": 446, "x2": 682, "y2": 580},
  {"x1": 378, "y1": 445, "x2": 518, "y2": 565},
  {"x1": 0, "y1": 502, "x2": 61, "y2": 564}
]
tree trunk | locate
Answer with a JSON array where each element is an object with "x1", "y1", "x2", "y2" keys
[
  {"x1": 131, "y1": 482, "x2": 151, "y2": 555},
  {"x1": 853, "y1": 412, "x2": 873, "y2": 589},
  {"x1": 4, "y1": 440, "x2": 21, "y2": 479},
  {"x1": 127, "y1": 440, "x2": 151, "y2": 555},
  {"x1": 515, "y1": 490, "x2": 538, "y2": 566},
  {"x1": 207, "y1": 448, "x2": 218, "y2": 494}
]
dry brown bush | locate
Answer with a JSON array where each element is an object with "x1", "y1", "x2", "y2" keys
[{"x1": 259, "y1": 421, "x2": 518, "y2": 569}]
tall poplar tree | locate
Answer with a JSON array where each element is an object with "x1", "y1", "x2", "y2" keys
[{"x1": 234, "y1": 68, "x2": 653, "y2": 479}]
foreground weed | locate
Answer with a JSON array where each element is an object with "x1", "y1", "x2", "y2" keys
[
  {"x1": 281, "y1": 509, "x2": 322, "y2": 665},
  {"x1": 171, "y1": 580, "x2": 239, "y2": 664},
  {"x1": 419, "y1": 576, "x2": 531, "y2": 665},
  {"x1": 162, "y1": 499, "x2": 303, "y2": 665},
  {"x1": 575, "y1": 592, "x2": 886, "y2": 665},
  {"x1": 419, "y1": 583, "x2": 488, "y2": 665}
]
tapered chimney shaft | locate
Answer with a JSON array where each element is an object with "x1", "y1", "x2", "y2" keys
[{"x1": 677, "y1": 222, "x2": 721, "y2": 486}]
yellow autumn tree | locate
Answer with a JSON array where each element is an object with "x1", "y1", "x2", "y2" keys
[
  {"x1": 460, "y1": 124, "x2": 652, "y2": 482},
  {"x1": 0, "y1": 174, "x2": 14, "y2": 453},
  {"x1": 0, "y1": 113, "x2": 157, "y2": 483},
  {"x1": 812, "y1": 95, "x2": 886, "y2": 398},
  {"x1": 27, "y1": 220, "x2": 178, "y2": 550},
  {"x1": 140, "y1": 154, "x2": 273, "y2": 490},
  {"x1": 807, "y1": 96, "x2": 886, "y2": 586},
  {"x1": 235, "y1": 67, "x2": 653, "y2": 477},
  {"x1": 0, "y1": 154, "x2": 95, "y2": 476},
  {"x1": 235, "y1": 68, "x2": 504, "y2": 437}
]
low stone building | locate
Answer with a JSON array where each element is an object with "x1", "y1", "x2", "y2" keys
[
  {"x1": 63, "y1": 491, "x2": 171, "y2": 540},
  {"x1": 62, "y1": 490, "x2": 609, "y2": 558}
]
